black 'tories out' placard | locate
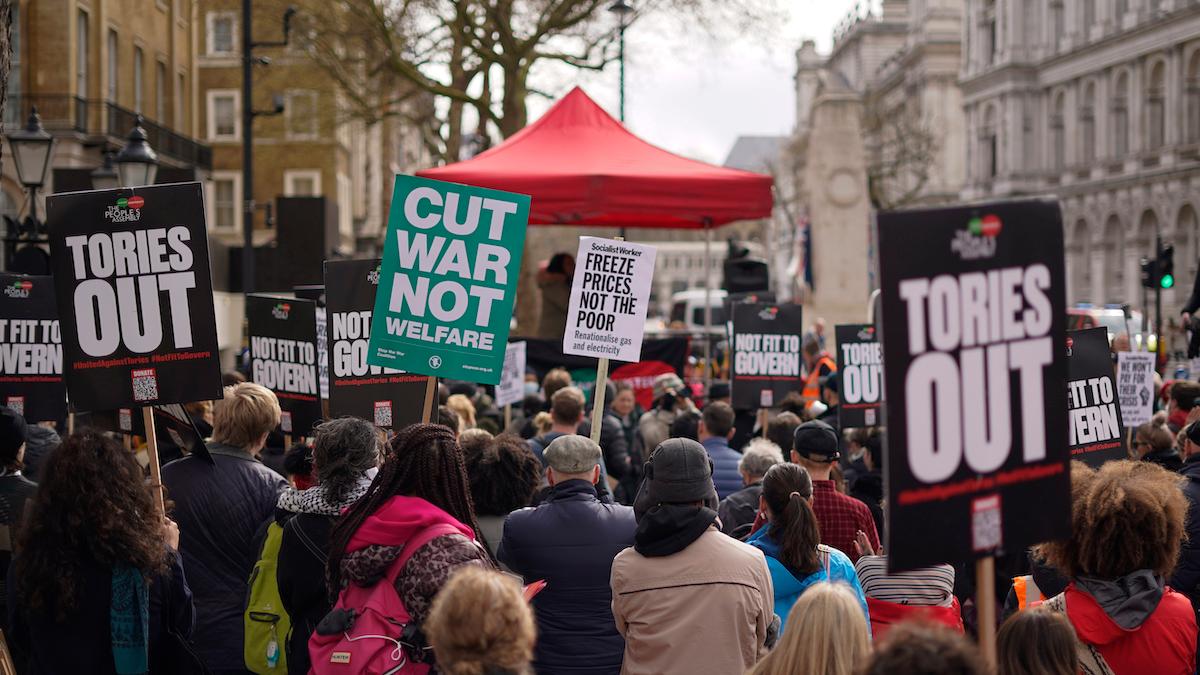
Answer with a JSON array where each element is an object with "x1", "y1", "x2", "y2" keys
[
  {"x1": 46, "y1": 184, "x2": 223, "y2": 411},
  {"x1": 0, "y1": 274, "x2": 67, "y2": 427},
  {"x1": 1066, "y1": 327, "x2": 1127, "y2": 467},
  {"x1": 325, "y1": 259, "x2": 429, "y2": 429},
  {"x1": 835, "y1": 324, "x2": 883, "y2": 429},
  {"x1": 247, "y1": 294, "x2": 322, "y2": 436},
  {"x1": 730, "y1": 303, "x2": 805, "y2": 409},
  {"x1": 878, "y1": 199, "x2": 1070, "y2": 572}
]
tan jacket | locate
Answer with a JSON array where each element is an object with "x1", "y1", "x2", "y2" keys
[{"x1": 610, "y1": 527, "x2": 774, "y2": 675}]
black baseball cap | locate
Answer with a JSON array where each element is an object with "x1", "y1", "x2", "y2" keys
[{"x1": 792, "y1": 420, "x2": 840, "y2": 462}]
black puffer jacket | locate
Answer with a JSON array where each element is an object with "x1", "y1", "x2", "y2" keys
[
  {"x1": 578, "y1": 410, "x2": 631, "y2": 481},
  {"x1": 161, "y1": 442, "x2": 285, "y2": 671},
  {"x1": 1171, "y1": 455, "x2": 1200, "y2": 607}
]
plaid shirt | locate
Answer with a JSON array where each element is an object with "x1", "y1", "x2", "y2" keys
[{"x1": 811, "y1": 479, "x2": 880, "y2": 563}]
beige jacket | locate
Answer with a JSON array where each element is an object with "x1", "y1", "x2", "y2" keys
[{"x1": 610, "y1": 527, "x2": 774, "y2": 675}]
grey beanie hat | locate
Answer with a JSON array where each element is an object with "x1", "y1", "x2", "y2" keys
[
  {"x1": 634, "y1": 437, "x2": 718, "y2": 517},
  {"x1": 543, "y1": 435, "x2": 602, "y2": 474}
]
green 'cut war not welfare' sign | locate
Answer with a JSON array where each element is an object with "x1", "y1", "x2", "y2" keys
[{"x1": 366, "y1": 175, "x2": 529, "y2": 385}]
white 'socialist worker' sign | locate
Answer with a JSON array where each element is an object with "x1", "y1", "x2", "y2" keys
[
  {"x1": 563, "y1": 237, "x2": 657, "y2": 363},
  {"x1": 1117, "y1": 351, "x2": 1156, "y2": 428},
  {"x1": 495, "y1": 341, "x2": 527, "y2": 408}
]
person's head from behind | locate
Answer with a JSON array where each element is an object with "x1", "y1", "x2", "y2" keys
[
  {"x1": 738, "y1": 438, "x2": 783, "y2": 487},
  {"x1": 327, "y1": 423, "x2": 479, "y2": 592},
  {"x1": 458, "y1": 428, "x2": 494, "y2": 466},
  {"x1": 283, "y1": 442, "x2": 315, "y2": 490},
  {"x1": 446, "y1": 394, "x2": 477, "y2": 430},
  {"x1": 1133, "y1": 420, "x2": 1175, "y2": 459},
  {"x1": 15, "y1": 430, "x2": 166, "y2": 619},
  {"x1": 1036, "y1": 460, "x2": 1186, "y2": 580},
  {"x1": 766, "y1": 412, "x2": 802, "y2": 455},
  {"x1": 470, "y1": 435, "x2": 542, "y2": 517},
  {"x1": 542, "y1": 368, "x2": 572, "y2": 400},
  {"x1": 863, "y1": 432, "x2": 883, "y2": 472},
  {"x1": 612, "y1": 382, "x2": 637, "y2": 417},
  {"x1": 425, "y1": 566, "x2": 536, "y2": 675},
  {"x1": 437, "y1": 405, "x2": 462, "y2": 436},
  {"x1": 312, "y1": 417, "x2": 380, "y2": 503},
  {"x1": 862, "y1": 622, "x2": 987, "y2": 675},
  {"x1": 778, "y1": 393, "x2": 807, "y2": 418},
  {"x1": 521, "y1": 392, "x2": 544, "y2": 419},
  {"x1": 802, "y1": 334, "x2": 821, "y2": 370},
  {"x1": 633, "y1": 438, "x2": 718, "y2": 520},
  {"x1": 698, "y1": 401, "x2": 735, "y2": 443},
  {"x1": 550, "y1": 386, "x2": 585, "y2": 429},
  {"x1": 1181, "y1": 422, "x2": 1200, "y2": 461},
  {"x1": 820, "y1": 375, "x2": 839, "y2": 407},
  {"x1": 790, "y1": 420, "x2": 841, "y2": 479},
  {"x1": 997, "y1": 607, "x2": 1077, "y2": 675},
  {"x1": 747, "y1": 583, "x2": 869, "y2": 675},
  {"x1": 221, "y1": 369, "x2": 247, "y2": 387},
  {"x1": 1169, "y1": 381, "x2": 1200, "y2": 415},
  {"x1": 0, "y1": 406, "x2": 28, "y2": 473},
  {"x1": 546, "y1": 252, "x2": 575, "y2": 277},
  {"x1": 759, "y1": 463, "x2": 821, "y2": 574},
  {"x1": 669, "y1": 410, "x2": 701, "y2": 441},
  {"x1": 543, "y1": 435, "x2": 602, "y2": 488},
  {"x1": 212, "y1": 382, "x2": 281, "y2": 455}
]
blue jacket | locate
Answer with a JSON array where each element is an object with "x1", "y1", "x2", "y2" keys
[
  {"x1": 161, "y1": 442, "x2": 285, "y2": 671},
  {"x1": 747, "y1": 526, "x2": 869, "y2": 632},
  {"x1": 498, "y1": 480, "x2": 636, "y2": 675},
  {"x1": 701, "y1": 436, "x2": 744, "y2": 500}
]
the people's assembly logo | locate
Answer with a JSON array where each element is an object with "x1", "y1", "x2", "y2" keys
[
  {"x1": 951, "y1": 213, "x2": 1002, "y2": 260},
  {"x1": 757, "y1": 306, "x2": 780, "y2": 321},
  {"x1": 272, "y1": 302, "x2": 292, "y2": 320},
  {"x1": 3, "y1": 279, "x2": 32, "y2": 299},
  {"x1": 104, "y1": 195, "x2": 144, "y2": 224},
  {"x1": 367, "y1": 265, "x2": 381, "y2": 286}
]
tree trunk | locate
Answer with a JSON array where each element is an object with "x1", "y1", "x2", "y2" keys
[
  {"x1": 500, "y1": 69, "x2": 539, "y2": 337},
  {"x1": 0, "y1": 0, "x2": 12, "y2": 175}
]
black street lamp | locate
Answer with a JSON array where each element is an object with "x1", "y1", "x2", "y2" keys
[
  {"x1": 90, "y1": 151, "x2": 119, "y2": 191},
  {"x1": 7, "y1": 107, "x2": 55, "y2": 222},
  {"x1": 608, "y1": 0, "x2": 633, "y2": 123},
  {"x1": 115, "y1": 115, "x2": 159, "y2": 187}
]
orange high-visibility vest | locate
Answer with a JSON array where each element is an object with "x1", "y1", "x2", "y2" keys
[
  {"x1": 1012, "y1": 574, "x2": 1045, "y2": 611},
  {"x1": 802, "y1": 355, "x2": 837, "y2": 410}
]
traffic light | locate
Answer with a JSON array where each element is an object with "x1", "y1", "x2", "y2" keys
[
  {"x1": 1159, "y1": 244, "x2": 1175, "y2": 289},
  {"x1": 1141, "y1": 257, "x2": 1158, "y2": 290}
]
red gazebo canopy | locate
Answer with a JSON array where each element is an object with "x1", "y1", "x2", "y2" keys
[{"x1": 417, "y1": 87, "x2": 774, "y2": 229}]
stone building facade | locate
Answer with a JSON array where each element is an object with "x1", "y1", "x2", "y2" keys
[{"x1": 961, "y1": 0, "x2": 1200, "y2": 310}]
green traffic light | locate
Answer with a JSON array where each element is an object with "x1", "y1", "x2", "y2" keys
[{"x1": 1162, "y1": 274, "x2": 1175, "y2": 289}]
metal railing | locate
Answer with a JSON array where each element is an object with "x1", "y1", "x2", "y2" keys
[{"x1": 3, "y1": 94, "x2": 212, "y2": 170}]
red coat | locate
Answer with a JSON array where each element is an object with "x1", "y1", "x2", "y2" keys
[
  {"x1": 865, "y1": 596, "x2": 963, "y2": 640},
  {"x1": 1065, "y1": 584, "x2": 1197, "y2": 675}
]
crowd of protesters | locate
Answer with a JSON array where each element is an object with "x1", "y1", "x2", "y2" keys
[{"x1": 1, "y1": 324, "x2": 1200, "y2": 675}]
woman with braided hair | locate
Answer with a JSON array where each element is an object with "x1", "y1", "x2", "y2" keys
[{"x1": 323, "y1": 422, "x2": 492, "y2": 669}]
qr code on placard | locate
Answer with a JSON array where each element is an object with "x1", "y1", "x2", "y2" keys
[
  {"x1": 131, "y1": 368, "x2": 159, "y2": 402},
  {"x1": 280, "y1": 411, "x2": 293, "y2": 434},
  {"x1": 971, "y1": 494, "x2": 1002, "y2": 552},
  {"x1": 374, "y1": 401, "x2": 393, "y2": 428},
  {"x1": 5, "y1": 397, "x2": 23, "y2": 417}
]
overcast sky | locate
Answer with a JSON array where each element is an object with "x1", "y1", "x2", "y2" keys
[{"x1": 526, "y1": 1, "x2": 865, "y2": 165}]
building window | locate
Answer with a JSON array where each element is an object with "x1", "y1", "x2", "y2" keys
[
  {"x1": 1050, "y1": 93, "x2": 1065, "y2": 171},
  {"x1": 106, "y1": 29, "x2": 118, "y2": 102},
  {"x1": 1081, "y1": 84, "x2": 1096, "y2": 164},
  {"x1": 1022, "y1": 113, "x2": 1035, "y2": 172},
  {"x1": 981, "y1": 105, "x2": 998, "y2": 178},
  {"x1": 206, "y1": 12, "x2": 237, "y2": 56},
  {"x1": 285, "y1": 90, "x2": 318, "y2": 140},
  {"x1": 176, "y1": 72, "x2": 186, "y2": 130},
  {"x1": 6, "y1": 4, "x2": 19, "y2": 125},
  {"x1": 1082, "y1": 0, "x2": 1094, "y2": 36},
  {"x1": 206, "y1": 89, "x2": 240, "y2": 141},
  {"x1": 1188, "y1": 52, "x2": 1200, "y2": 143},
  {"x1": 284, "y1": 170, "x2": 322, "y2": 197},
  {"x1": 77, "y1": 9, "x2": 89, "y2": 98},
  {"x1": 1113, "y1": 73, "x2": 1129, "y2": 157},
  {"x1": 156, "y1": 61, "x2": 166, "y2": 122},
  {"x1": 1115, "y1": 0, "x2": 1128, "y2": 20},
  {"x1": 1050, "y1": 1, "x2": 1063, "y2": 51},
  {"x1": 133, "y1": 46, "x2": 144, "y2": 113},
  {"x1": 209, "y1": 172, "x2": 241, "y2": 232},
  {"x1": 1147, "y1": 62, "x2": 1166, "y2": 150}
]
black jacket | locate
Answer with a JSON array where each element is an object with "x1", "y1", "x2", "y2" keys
[
  {"x1": 1144, "y1": 447, "x2": 1184, "y2": 473},
  {"x1": 849, "y1": 470, "x2": 885, "y2": 542},
  {"x1": 277, "y1": 511, "x2": 335, "y2": 675},
  {"x1": 577, "y1": 409, "x2": 631, "y2": 481},
  {"x1": 161, "y1": 442, "x2": 285, "y2": 671},
  {"x1": 1172, "y1": 456, "x2": 1200, "y2": 606},
  {"x1": 498, "y1": 480, "x2": 636, "y2": 675},
  {"x1": 0, "y1": 473, "x2": 37, "y2": 636},
  {"x1": 718, "y1": 483, "x2": 762, "y2": 538},
  {"x1": 20, "y1": 426, "x2": 59, "y2": 484},
  {"x1": 8, "y1": 550, "x2": 193, "y2": 674}
]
